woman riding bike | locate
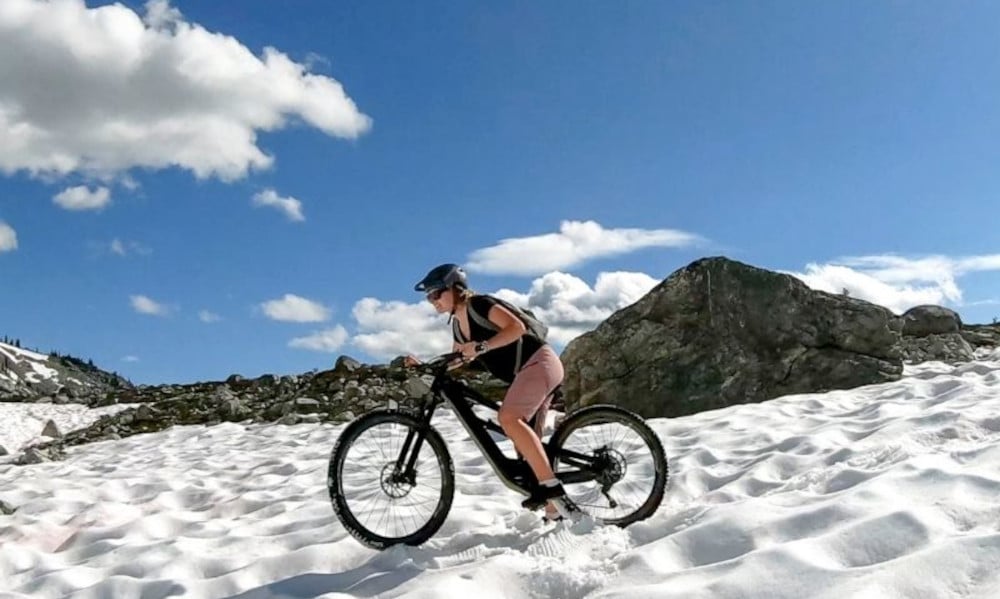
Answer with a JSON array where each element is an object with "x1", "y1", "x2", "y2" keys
[{"x1": 405, "y1": 263, "x2": 579, "y2": 521}]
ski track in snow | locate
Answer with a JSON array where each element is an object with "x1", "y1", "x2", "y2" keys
[{"x1": 1, "y1": 349, "x2": 999, "y2": 598}]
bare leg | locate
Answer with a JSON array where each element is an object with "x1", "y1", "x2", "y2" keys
[{"x1": 498, "y1": 408, "x2": 554, "y2": 482}]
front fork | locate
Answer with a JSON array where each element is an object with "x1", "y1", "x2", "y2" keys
[{"x1": 391, "y1": 394, "x2": 439, "y2": 484}]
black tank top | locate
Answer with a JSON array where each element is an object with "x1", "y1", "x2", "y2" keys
[{"x1": 452, "y1": 295, "x2": 544, "y2": 383}]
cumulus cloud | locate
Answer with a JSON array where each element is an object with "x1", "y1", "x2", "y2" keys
[
  {"x1": 785, "y1": 253, "x2": 1000, "y2": 314},
  {"x1": 199, "y1": 310, "x2": 221, "y2": 323},
  {"x1": 466, "y1": 220, "x2": 703, "y2": 275},
  {"x1": 493, "y1": 271, "x2": 661, "y2": 345},
  {"x1": 260, "y1": 294, "x2": 330, "y2": 322},
  {"x1": 348, "y1": 270, "x2": 661, "y2": 359},
  {"x1": 351, "y1": 298, "x2": 453, "y2": 360},
  {"x1": 252, "y1": 189, "x2": 304, "y2": 222},
  {"x1": 289, "y1": 325, "x2": 349, "y2": 353},
  {"x1": 0, "y1": 221, "x2": 17, "y2": 252},
  {"x1": 130, "y1": 294, "x2": 169, "y2": 316},
  {"x1": 53, "y1": 186, "x2": 111, "y2": 211},
  {"x1": 0, "y1": 0, "x2": 371, "y2": 181}
]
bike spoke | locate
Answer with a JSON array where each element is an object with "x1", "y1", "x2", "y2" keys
[
  {"x1": 336, "y1": 419, "x2": 447, "y2": 540},
  {"x1": 555, "y1": 415, "x2": 663, "y2": 523}
]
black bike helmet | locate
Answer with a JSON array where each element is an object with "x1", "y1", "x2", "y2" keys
[{"x1": 414, "y1": 263, "x2": 468, "y2": 292}]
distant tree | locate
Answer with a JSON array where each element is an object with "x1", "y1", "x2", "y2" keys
[
  {"x1": 14, "y1": 339, "x2": 20, "y2": 348},
  {"x1": 993, "y1": 316, "x2": 998, "y2": 325}
]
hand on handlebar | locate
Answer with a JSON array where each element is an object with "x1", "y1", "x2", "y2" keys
[
  {"x1": 457, "y1": 341, "x2": 482, "y2": 361},
  {"x1": 402, "y1": 351, "x2": 466, "y2": 375}
]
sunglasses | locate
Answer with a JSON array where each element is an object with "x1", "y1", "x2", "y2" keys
[{"x1": 426, "y1": 289, "x2": 446, "y2": 302}]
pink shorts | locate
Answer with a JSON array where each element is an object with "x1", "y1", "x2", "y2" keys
[{"x1": 502, "y1": 344, "x2": 564, "y2": 436}]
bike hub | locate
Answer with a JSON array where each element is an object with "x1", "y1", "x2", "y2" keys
[
  {"x1": 379, "y1": 463, "x2": 415, "y2": 498},
  {"x1": 593, "y1": 447, "x2": 627, "y2": 487}
]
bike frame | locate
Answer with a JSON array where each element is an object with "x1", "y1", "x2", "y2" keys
[{"x1": 395, "y1": 364, "x2": 602, "y2": 496}]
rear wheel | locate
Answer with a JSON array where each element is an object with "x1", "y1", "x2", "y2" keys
[
  {"x1": 328, "y1": 410, "x2": 454, "y2": 549},
  {"x1": 549, "y1": 405, "x2": 667, "y2": 526}
]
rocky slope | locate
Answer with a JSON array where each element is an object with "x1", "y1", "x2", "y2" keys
[
  {"x1": 13, "y1": 356, "x2": 508, "y2": 465},
  {"x1": 0, "y1": 341, "x2": 132, "y2": 404}
]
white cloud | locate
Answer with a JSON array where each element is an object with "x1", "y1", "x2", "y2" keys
[
  {"x1": 0, "y1": 0, "x2": 371, "y2": 181},
  {"x1": 130, "y1": 294, "x2": 169, "y2": 316},
  {"x1": 108, "y1": 238, "x2": 151, "y2": 256},
  {"x1": 53, "y1": 186, "x2": 111, "y2": 211},
  {"x1": 351, "y1": 298, "x2": 453, "y2": 360},
  {"x1": 785, "y1": 253, "x2": 1000, "y2": 314},
  {"x1": 122, "y1": 355, "x2": 140, "y2": 363},
  {"x1": 289, "y1": 325, "x2": 349, "y2": 353},
  {"x1": 143, "y1": 0, "x2": 181, "y2": 29},
  {"x1": 0, "y1": 221, "x2": 17, "y2": 252},
  {"x1": 348, "y1": 270, "x2": 660, "y2": 359},
  {"x1": 261, "y1": 294, "x2": 330, "y2": 322},
  {"x1": 492, "y1": 271, "x2": 661, "y2": 345},
  {"x1": 252, "y1": 189, "x2": 304, "y2": 222},
  {"x1": 466, "y1": 220, "x2": 703, "y2": 275},
  {"x1": 199, "y1": 310, "x2": 221, "y2": 323},
  {"x1": 965, "y1": 298, "x2": 1000, "y2": 307}
]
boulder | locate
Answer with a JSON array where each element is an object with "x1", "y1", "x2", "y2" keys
[
  {"x1": 294, "y1": 397, "x2": 321, "y2": 413},
  {"x1": 404, "y1": 376, "x2": 432, "y2": 399},
  {"x1": 41, "y1": 419, "x2": 63, "y2": 439},
  {"x1": 30, "y1": 379, "x2": 61, "y2": 396},
  {"x1": 334, "y1": 355, "x2": 362, "y2": 374},
  {"x1": 561, "y1": 257, "x2": 904, "y2": 419},
  {"x1": 901, "y1": 305, "x2": 962, "y2": 337}
]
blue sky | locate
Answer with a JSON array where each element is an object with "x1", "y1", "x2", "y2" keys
[{"x1": 1, "y1": 0, "x2": 999, "y2": 384}]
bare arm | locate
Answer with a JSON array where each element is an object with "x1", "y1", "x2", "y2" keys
[{"x1": 456, "y1": 300, "x2": 527, "y2": 360}]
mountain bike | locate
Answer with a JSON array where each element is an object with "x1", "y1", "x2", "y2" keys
[{"x1": 327, "y1": 351, "x2": 668, "y2": 549}]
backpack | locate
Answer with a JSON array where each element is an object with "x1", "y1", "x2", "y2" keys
[{"x1": 463, "y1": 295, "x2": 549, "y2": 342}]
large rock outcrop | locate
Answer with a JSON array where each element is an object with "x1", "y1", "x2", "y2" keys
[{"x1": 560, "y1": 257, "x2": 904, "y2": 418}]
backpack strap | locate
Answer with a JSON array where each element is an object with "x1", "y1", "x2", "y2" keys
[
  {"x1": 466, "y1": 298, "x2": 499, "y2": 332},
  {"x1": 467, "y1": 296, "x2": 525, "y2": 374},
  {"x1": 451, "y1": 316, "x2": 467, "y2": 343}
]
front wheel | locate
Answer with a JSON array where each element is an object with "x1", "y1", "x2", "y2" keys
[
  {"x1": 549, "y1": 405, "x2": 668, "y2": 526},
  {"x1": 328, "y1": 410, "x2": 454, "y2": 549}
]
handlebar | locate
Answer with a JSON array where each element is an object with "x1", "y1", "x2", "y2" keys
[{"x1": 411, "y1": 351, "x2": 465, "y2": 378}]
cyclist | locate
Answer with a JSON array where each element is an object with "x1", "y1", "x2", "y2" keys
[{"x1": 405, "y1": 263, "x2": 580, "y2": 521}]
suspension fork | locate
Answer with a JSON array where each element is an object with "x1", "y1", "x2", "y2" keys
[{"x1": 393, "y1": 393, "x2": 440, "y2": 480}]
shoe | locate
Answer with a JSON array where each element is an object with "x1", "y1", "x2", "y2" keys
[
  {"x1": 543, "y1": 510, "x2": 563, "y2": 523},
  {"x1": 521, "y1": 482, "x2": 569, "y2": 511},
  {"x1": 549, "y1": 495, "x2": 583, "y2": 522}
]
